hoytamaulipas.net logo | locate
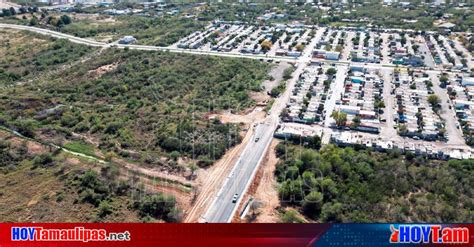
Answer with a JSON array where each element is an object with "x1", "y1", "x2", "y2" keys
[
  {"x1": 390, "y1": 224, "x2": 469, "y2": 244},
  {"x1": 11, "y1": 226, "x2": 131, "y2": 242}
]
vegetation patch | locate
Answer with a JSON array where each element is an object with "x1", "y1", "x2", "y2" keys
[
  {"x1": 0, "y1": 30, "x2": 94, "y2": 85},
  {"x1": 64, "y1": 141, "x2": 97, "y2": 157},
  {"x1": 275, "y1": 143, "x2": 473, "y2": 222},
  {"x1": 0, "y1": 33, "x2": 271, "y2": 170},
  {"x1": 0, "y1": 135, "x2": 180, "y2": 222}
]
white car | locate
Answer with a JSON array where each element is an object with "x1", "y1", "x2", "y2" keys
[{"x1": 232, "y1": 193, "x2": 239, "y2": 203}]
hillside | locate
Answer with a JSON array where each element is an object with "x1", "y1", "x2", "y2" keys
[
  {"x1": 0, "y1": 129, "x2": 181, "y2": 222},
  {"x1": 0, "y1": 30, "x2": 271, "y2": 174}
]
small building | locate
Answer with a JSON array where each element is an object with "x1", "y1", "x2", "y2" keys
[
  {"x1": 405, "y1": 56, "x2": 424, "y2": 67},
  {"x1": 338, "y1": 105, "x2": 360, "y2": 115},
  {"x1": 438, "y1": 22, "x2": 456, "y2": 32},
  {"x1": 276, "y1": 49, "x2": 287, "y2": 56},
  {"x1": 350, "y1": 65, "x2": 365, "y2": 73},
  {"x1": 287, "y1": 51, "x2": 302, "y2": 57},
  {"x1": 359, "y1": 110, "x2": 376, "y2": 119},
  {"x1": 461, "y1": 77, "x2": 474, "y2": 87},
  {"x1": 118, "y1": 36, "x2": 137, "y2": 44},
  {"x1": 325, "y1": 51, "x2": 340, "y2": 61}
]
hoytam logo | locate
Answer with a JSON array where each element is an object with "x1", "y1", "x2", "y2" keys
[
  {"x1": 11, "y1": 227, "x2": 131, "y2": 242},
  {"x1": 390, "y1": 225, "x2": 469, "y2": 244}
]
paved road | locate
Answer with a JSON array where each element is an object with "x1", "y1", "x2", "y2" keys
[
  {"x1": 203, "y1": 121, "x2": 276, "y2": 222},
  {"x1": 0, "y1": 24, "x2": 456, "y2": 74},
  {"x1": 0, "y1": 23, "x2": 106, "y2": 47},
  {"x1": 0, "y1": 24, "x2": 301, "y2": 63},
  {"x1": 380, "y1": 68, "x2": 398, "y2": 139},
  {"x1": 452, "y1": 38, "x2": 474, "y2": 70},
  {"x1": 428, "y1": 72, "x2": 466, "y2": 145},
  {"x1": 203, "y1": 29, "x2": 321, "y2": 222},
  {"x1": 323, "y1": 65, "x2": 348, "y2": 127}
]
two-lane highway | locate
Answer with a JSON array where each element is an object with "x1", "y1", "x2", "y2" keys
[{"x1": 203, "y1": 122, "x2": 276, "y2": 222}]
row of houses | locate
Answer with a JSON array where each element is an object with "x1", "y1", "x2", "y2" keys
[
  {"x1": 312, "y1": 28, "x2": 344, "y2": 61},
  {"x1": 447, "y1": 76, "x2": 474, "y2": 145},
  {"x1": 393, "y1": 69, "x2": 443, "y2": 140},
  {"x1": 177, "y1": 25, "x2": 218, "y2": 49},
  {"x1": 331, "y1": 131, "x2": 473, "y2": 160},
  {"x1": 283, "y1": 64, "x2": 334, "y2": 124},
  {"x1": 333, "y1": 66, "x2": 384, "y2": 133},
  {"x1": 350, "y1": 31, "x2": 382, "y2": 63},
  {"x1": 273, "y1": 26, "x2": 309, "y2": 58}
]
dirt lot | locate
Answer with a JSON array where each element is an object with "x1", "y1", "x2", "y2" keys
[
  {"x1": 216, "y1": 107, "x2": 267, "y2": 125},
  {"x1": 0, "y1": 1, "x2": 19, "y2": 9},
  {"x1": 186, "y1": 100, "x2": 273, "y2": 222},
  {"x1": 251, "y1": 139, "x2": 281, "y2": 222},
  {"x1": 88, "y1": 62, "x2": 119, "y2": 78},
  {"x1": 261, "y1": 62, "x2": 292, "y2": 93}
]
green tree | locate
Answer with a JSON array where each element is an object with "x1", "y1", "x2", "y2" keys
[
  {"x1": 321, "y1": 202, "x2": 343, "y2": 222},
  {"x1": 331, "y1": 111, "x2": 347, "y2": 127},
  {"x1": 428, "y1": 94, "x2": 440, "y2": 107},
  {"x1": 351, "y1": 115, "x2": 361, "y2": 128},
  {"x1": 60, "y1": 15, "x2": 72, "y2": 25},
  {"x1": 295, "y1": 44, "x2": 305, "y2": 52},
  {"x1": 439, "y1": 75, "x2": 449, "y2": 84},
  {"x1": 280, "y1": 209, "x2": 305, "y2": 223},
  {"x1": 302, "y1": 191, "x2": 324, "y2": 217},
  {"x1": 2, "y1": 8, "x2": 12, "y2": 17},
  {"x1": 260, "y1": 40, "x2": 272, "y2": 51},
  {"x1": 9, "y1": 7, "x2": 16, "y2": 16},
  {"x1": 326, "y1": 68, "x2": 337, "y2": 76},
  {"x1": 283, "y1": 67, "x2": 294, "y2": 80},
  {"x1": 137, "y1": 194, "x2": 178, "y2": 222},
  {"x1": 29, "y1": 16, "x2": 38, "y2": 26},
  {"x1": 97, "y1": 201, "x2": 113, "y2": 218}
]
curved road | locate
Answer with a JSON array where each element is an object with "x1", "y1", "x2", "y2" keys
[{"x1": 0, "y1": 23, "x2": 300, "y2": 62}]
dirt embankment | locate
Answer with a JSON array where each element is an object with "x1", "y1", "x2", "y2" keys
[{"x1": 232, "y1": 139, "x2": 281, "y2": 223}]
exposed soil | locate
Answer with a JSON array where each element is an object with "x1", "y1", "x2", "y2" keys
[
  {"x1": 249, "y1": 91, "x2": 271, "y2": 104},
  {"x1": 216, "y1": 107, "x2": 267, "y2": 125},
  {"x1": 2, "y1": 133, "x2": 49, "y2": 155},
  {"x1": 87, "y1": 62, "x2": 119, "y2": 78},
  {"x1": 233, "y1": 139, "x2": 281, "y2": 223},
  {"x1": 261, "y1": 62, "x2": 291, "y2": 93},
  {"x1": 0, "y1": 1, "x2": 19, "y2": 9}
]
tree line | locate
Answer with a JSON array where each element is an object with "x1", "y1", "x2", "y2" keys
[{"x1": 275, "y1": 143, "x2": 473, "y2": 222}]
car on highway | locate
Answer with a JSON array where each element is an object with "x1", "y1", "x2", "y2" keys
[
  {"x1": 232, "y1": 193, "x2": 239, "y2": 203},
  {"x1": 255, "y1": 137, "x2": 260, "y2": 142}
]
